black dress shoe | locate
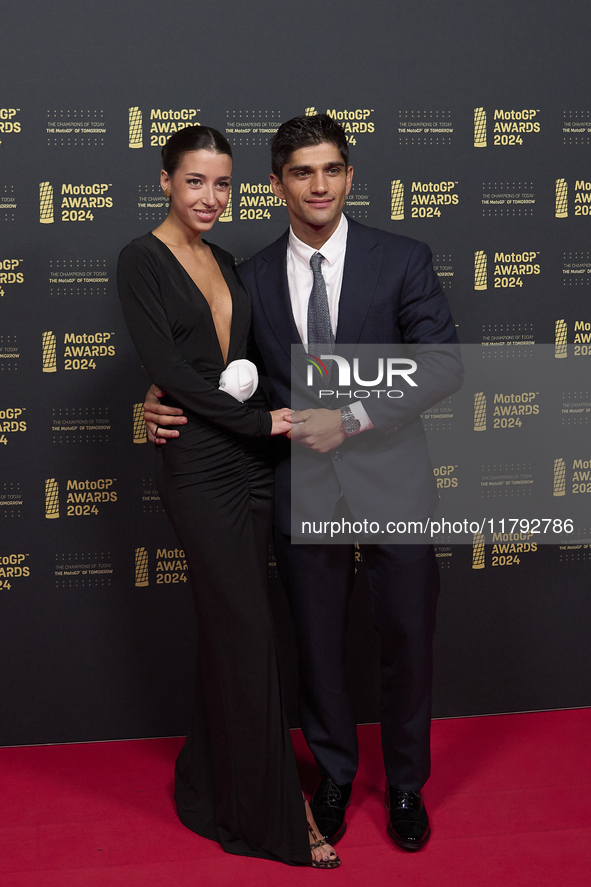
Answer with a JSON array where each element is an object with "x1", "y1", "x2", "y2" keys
[
  {"x1": 385, "y1": 784, "x2": 431, "y2": 851},
  {"x1": 310, "y1": 777, "x2": 352, "y2": 844}
]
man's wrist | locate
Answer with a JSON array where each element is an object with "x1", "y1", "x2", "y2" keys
[{"x1": 348, "y1": 400, "x2": 374, "y2": 432}]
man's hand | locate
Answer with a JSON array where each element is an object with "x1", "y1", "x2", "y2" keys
[
  {"x1": 287, "y1": 409, "x2": 346, "y2": 453},
  {"x1": 144, "y1": 385, "x2": 187, "y2": 444}
]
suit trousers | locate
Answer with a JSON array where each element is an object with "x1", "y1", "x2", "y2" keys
[{"x1": 273, "y1": 525, "x2": 439, "y2": 791}]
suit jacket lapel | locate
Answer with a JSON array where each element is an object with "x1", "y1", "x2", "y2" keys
[
  {"x1": 256, "y1": 230, "x2": 308, "y2": 380},
  {"x1": 257, "y1": 231, "x2": 301, "y2": 347},
  {"x1": 335, "y1": 217, "x2": 382, "y2": 345}
]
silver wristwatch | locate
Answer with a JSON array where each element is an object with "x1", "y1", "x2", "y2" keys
[{"x1": 340, "y1": 405, "x2": 361, "y2": 436}]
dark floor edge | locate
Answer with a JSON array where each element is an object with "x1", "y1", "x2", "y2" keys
[{"x1": 2, "y1": 704, "x2": 590, "y2": 750}]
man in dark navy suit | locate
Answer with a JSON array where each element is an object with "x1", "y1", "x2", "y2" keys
[{"x1": 145, "y1": 115, "x2": 462, "y2": 851}]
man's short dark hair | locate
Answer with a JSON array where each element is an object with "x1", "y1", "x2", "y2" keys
[{"x1": 270, "y1": 114, "x2": 349, "y2": 178}]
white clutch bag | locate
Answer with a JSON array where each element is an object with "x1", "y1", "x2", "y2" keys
[{"x1": 218, "y1": 359, "x2": 259, "y2": 402}]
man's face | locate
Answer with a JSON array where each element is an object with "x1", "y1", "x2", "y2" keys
[{"x1": 270, "y1": 142, "x2": 353, "y2": 243}]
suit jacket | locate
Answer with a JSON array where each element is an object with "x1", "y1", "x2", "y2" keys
[{"x1": 239, "y1": 216, "x2": 462, "y2": 535}]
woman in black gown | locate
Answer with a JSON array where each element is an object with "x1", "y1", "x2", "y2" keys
[{"x1": 117, "y1": 126, "x2": 339, "y2": 867}]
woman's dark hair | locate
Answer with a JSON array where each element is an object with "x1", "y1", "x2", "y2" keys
[
  {"x1": 270, "y1": 114, "x2": 349, "y2": 179},
  {"x1": 161, "y1": 125, "x2": 232, "y2": 174}
]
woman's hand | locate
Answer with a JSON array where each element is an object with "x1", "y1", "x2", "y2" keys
[
  {"x1": 270, "y1": 408, "x2": 292, "y2": 436},
  {"x1": 144, "y1": 384, "x2": 187, "y2": 444}
]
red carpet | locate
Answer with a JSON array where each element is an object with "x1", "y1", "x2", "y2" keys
[{"x1": 1, "y1": 710, "x2": 590, "y2": 886}]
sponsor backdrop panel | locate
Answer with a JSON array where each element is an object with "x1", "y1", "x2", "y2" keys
[{"x1": 1, "y1": 1, "x2": 590, "y2": 744}]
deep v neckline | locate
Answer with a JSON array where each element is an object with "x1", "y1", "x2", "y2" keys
[{"x1": 150, "y1": 232, "x2": 235, "y2": 368}]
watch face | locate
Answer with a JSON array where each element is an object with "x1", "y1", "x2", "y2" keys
[{"x1": 341, "y1": 411, "x2": 361, "y2": 434}]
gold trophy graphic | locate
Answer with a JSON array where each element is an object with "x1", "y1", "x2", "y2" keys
[
  {"x1": 474, "y1": 251, "x2": 487, "y2": 290},
  {"x1": 42, "y1": 332, "x2": 57, "y2": 373},
  {"x1": 553, "y1": 458, "x2": 566, "y2": 496},
  {"x1": 474, "y1": 393, "x2": 486, "y2": 431},
  {"x1": 555, "y1": 178, "x2": 568, "y2": 218},
  {"x1": 555, "y1": 320, "x2": 568, "y2": 358},
  {"x1": 133, "y1": 403, "x2": 147, "y2": 444},
  {"x1": 135, "y1": 547, "x2": 149, "y2": 587},
  {"x1": 39, "y1": 182, "x2": 54, "y2": 224},
  {"x1": 474, "y1": 108, "x2": 487, "y2": 148},
  {"x1": 390, "y1": 180, "x2": 404, "y2": 221},
  {"x1": 219, "y1": 187, "x2": 232, "y2": 222},
  {"x1": 128, "y1": 107, "x2": 143, "y2": 149},
  {"x1": 45, "y1": 478, "x2": 59, "y2": 519},
  {"x1": 472, "y1": 533, "x2": 485, "y2": 569}
]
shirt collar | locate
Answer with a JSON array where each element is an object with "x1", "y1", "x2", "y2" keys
[{"x1": 288, "y1": 214, "x2": 348, "y2": 268}]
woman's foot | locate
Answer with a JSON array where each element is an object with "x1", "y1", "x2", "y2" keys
[{"x1": 304, "y1": 796, "x2": 341, "y2": 868}]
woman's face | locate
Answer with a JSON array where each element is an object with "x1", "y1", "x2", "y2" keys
[{"x1": 161, "y1": 149, "x2": 232, "y2": 234}]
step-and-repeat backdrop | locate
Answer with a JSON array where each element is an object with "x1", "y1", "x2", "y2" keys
[{"x1": 2, "y1": 1, "x2": 590, "y2": 744}]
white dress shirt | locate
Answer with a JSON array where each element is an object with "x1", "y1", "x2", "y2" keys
[{"x1": 286, "y1": 214, "x2": 373, "y2": 432}]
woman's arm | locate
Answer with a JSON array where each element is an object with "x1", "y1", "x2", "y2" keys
[
  {"x1": 143, "y1": 387, "x2": 291, "y2": 442},
  {"x1": 117, "y1": 241, "x2": 272, "y2": 437}
]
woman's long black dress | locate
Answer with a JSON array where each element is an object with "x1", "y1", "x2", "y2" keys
[{"x1": 117, "y1": 233, "x2": 310, "y2": 864}]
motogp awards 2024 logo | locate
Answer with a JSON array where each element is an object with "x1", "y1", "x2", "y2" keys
[
  {"x1": 474, "y1": 107, "x2": 540, "y2": 147},
  {"x1": 473, "y1": 251, "x2": 540, "y2": 291},
  {"x1": 390, "y1": 180, "x2": 459, "y2": 221},
  {"x1": 128, "y1": 107, "x2": 200, "y2": 149},
  {"x1": 39, "y1": 182, "x2": 113, "y2": 224}
]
